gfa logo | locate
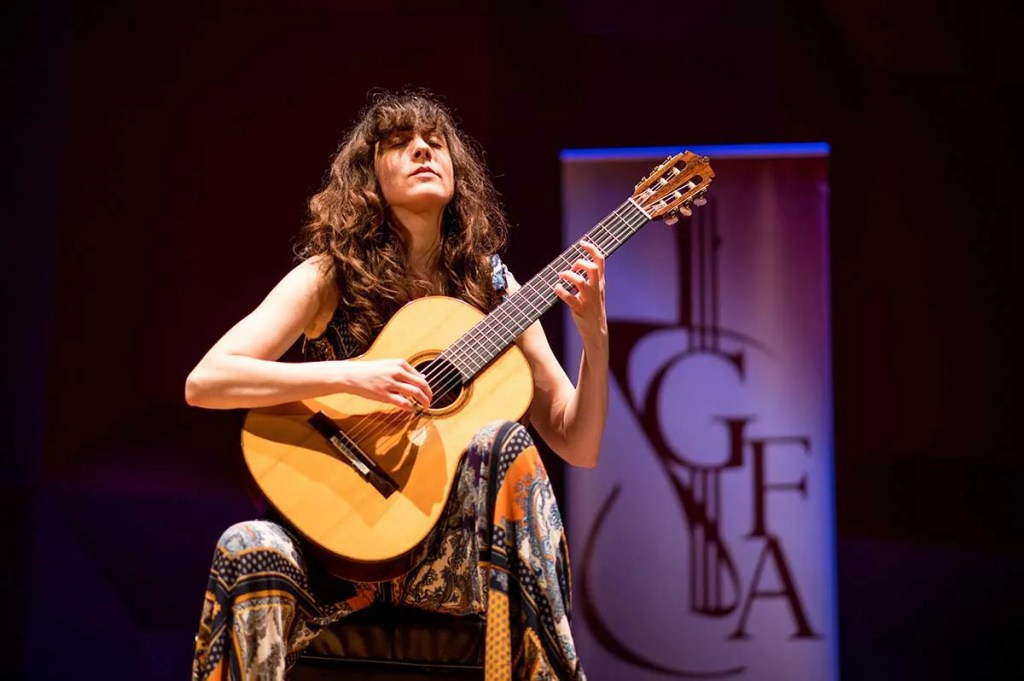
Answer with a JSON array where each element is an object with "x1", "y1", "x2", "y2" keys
[{"x1": 580, "y1": 201, "x2": 821, "y2": 677}]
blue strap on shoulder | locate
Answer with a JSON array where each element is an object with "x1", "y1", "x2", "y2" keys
[{"x1": 489, "y1": 254, "x2": 509, "y2": 297}]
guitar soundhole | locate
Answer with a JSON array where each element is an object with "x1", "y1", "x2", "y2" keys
[{"x1": 416, "y1": 357, "x2": 464, "y2": 410}]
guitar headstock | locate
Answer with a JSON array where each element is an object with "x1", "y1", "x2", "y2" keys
[{"x1": 631, "y1": 151, "x2": 714, "y2": 221}]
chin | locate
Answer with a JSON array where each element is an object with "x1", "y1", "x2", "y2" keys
[{"x1": 405, "y1": 189, "x2": 454, "y2": 209}]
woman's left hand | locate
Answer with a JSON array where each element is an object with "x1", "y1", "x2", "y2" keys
[{"x1": 554, "y1": 240, "x2": 608, "y2": 346}]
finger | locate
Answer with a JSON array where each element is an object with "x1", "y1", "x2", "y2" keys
[
  {"x1": 393, "y1": 376, "x2": 431, "y2": 409},
  {"x1": 559, "y1": 270, "x2": 588, "y2": 291},
  {"x1": 578, "y1": 243, "x2": 605, "y2": 281},
  {"x1": 562, "y1": 261, "x2": 589, "y2": 282},
  {"x1": 403, "y1": 369, "x2": 433, "y2": 402},
  {"x1": 388, "y1": 393, "x2": 417, "y2": 412},
  {"x1": 574, "y1": 259, "x2": 600, "y2": 279},
  {"x1": 405, "y1": 387, "x2": 431, "y2": 409},
  {"x1": 578, "y1": 240, "x2": 605, "y2": 264},
  {"x1": 553, "y1": 283, "x2": 583, "y2": 311}
]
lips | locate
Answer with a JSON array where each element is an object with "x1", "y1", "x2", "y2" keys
[{"x1": 411, "y1": 166, "x2": 438, "y2": 178}]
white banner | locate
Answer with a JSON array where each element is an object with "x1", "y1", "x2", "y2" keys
[{"x1": 562, "y1": 145, "x2": 837, "y2": 680}]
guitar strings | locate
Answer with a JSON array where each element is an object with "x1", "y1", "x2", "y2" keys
[
  {"x1": 442, "y1": 200, "x2": 640, "y2": 371},
  {"x1": 330, "y1": 198, "x2": 653, "y2": 456},
  {"x1": 427, "y1": 199, "x2": 650, "y2": 391},
  {"x1": 445, "y1": 199, "x2": 645, "y2": 375}
]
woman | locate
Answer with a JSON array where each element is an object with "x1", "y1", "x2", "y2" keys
[{"x1": 186, "y1": 91, "x2": 608, "y2": 681}]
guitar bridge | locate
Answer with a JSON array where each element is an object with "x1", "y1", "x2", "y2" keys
[{"x1": 307, "y1": 411, "x2": 399, "y2": 499}]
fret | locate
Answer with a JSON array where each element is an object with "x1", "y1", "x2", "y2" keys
[{"x1": 441, "y1": 199, "x2": 650, "y2": 381}]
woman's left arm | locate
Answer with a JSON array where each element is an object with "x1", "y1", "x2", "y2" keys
[{"x1": 510, "y1": 240, "x2": 608, "y2": 468}]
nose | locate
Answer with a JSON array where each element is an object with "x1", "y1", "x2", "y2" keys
[{"x1": 411, "y1": 134, "x2": 432, "y2": 160}]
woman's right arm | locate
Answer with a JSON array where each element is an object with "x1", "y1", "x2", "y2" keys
[{"x1": 184, "y1": 256, "x2": 431, "y2": 411}]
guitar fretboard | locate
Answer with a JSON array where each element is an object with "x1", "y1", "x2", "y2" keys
[{"x1": 440, "y1": 198, "x2": 650, "y2": 381}]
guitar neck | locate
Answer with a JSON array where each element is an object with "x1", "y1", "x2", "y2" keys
[{"x1": 442, "y1": 198, "x2": 651, "y2": 381}]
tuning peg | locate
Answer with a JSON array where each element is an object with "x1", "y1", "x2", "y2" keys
[{"x1": 663, "y1": 212, "x2": 679, "y2": 226}]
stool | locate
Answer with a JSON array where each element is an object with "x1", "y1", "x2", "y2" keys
[{"x1": 290, "y1": 605, "x2": 485, "y2": 680}]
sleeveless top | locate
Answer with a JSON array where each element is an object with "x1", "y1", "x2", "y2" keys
[{"x1": 302, "y1": 254, "x2": 509, "y2": 362}]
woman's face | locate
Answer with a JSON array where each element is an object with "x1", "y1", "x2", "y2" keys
[{"x1": 375, "y1": 128, "x2": 455, "y2": 214}]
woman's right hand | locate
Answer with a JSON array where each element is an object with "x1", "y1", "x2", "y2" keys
[{"x1": 335, "y1": 359, "x2": 433, "y2": 411}]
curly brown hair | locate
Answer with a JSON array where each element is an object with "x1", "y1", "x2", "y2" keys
[{"x1": 298, "y1": 91, "x2": 510, "y2": 352}]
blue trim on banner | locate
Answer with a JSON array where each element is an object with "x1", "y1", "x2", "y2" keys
[{"x1": 560, "y1": 142, "x2": 830, "y2": 161}]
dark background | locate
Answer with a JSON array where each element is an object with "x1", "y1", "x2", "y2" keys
[{"x1": 3, "y1": 0, "x2": 1021, "y2": 678}]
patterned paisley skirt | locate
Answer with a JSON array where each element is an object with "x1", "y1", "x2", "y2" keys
[{"x1": 191, "y1": 421, "x2": 585, "y2": 681}]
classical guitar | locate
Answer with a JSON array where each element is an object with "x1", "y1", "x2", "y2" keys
[{"x1": 242, "y1": 151, "x2": 714, "y2": 581}]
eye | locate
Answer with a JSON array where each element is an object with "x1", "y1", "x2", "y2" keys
[{"x1": 385, "y1": 133, "x2": 409, "y2": 148}]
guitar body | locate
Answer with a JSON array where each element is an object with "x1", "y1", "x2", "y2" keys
[
  {"x1": 241, "y1": 296, "x2": 534, "y2": 582},
  {"x1": 240, "y1": 150, "x2": 715, "y2": 582}
]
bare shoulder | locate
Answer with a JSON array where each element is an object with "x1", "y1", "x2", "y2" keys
[
  {"x1": 297, "y1": 254, "x2": 339, "y2": 338},
  {"x1": 278, "y1": 254, "x2": 334, "y2": 301}
]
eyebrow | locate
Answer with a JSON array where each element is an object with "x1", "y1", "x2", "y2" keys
[
  {"x1": 382, "y1": 129, "x2": 446, "y2": 145},
  {"x1": 392, "y1": 124, "x2": 442, "y2": 135}
]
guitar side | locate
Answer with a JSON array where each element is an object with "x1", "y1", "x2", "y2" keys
[{"x1": 241, "y1": 296, "x2": 534, "y2": 581}]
